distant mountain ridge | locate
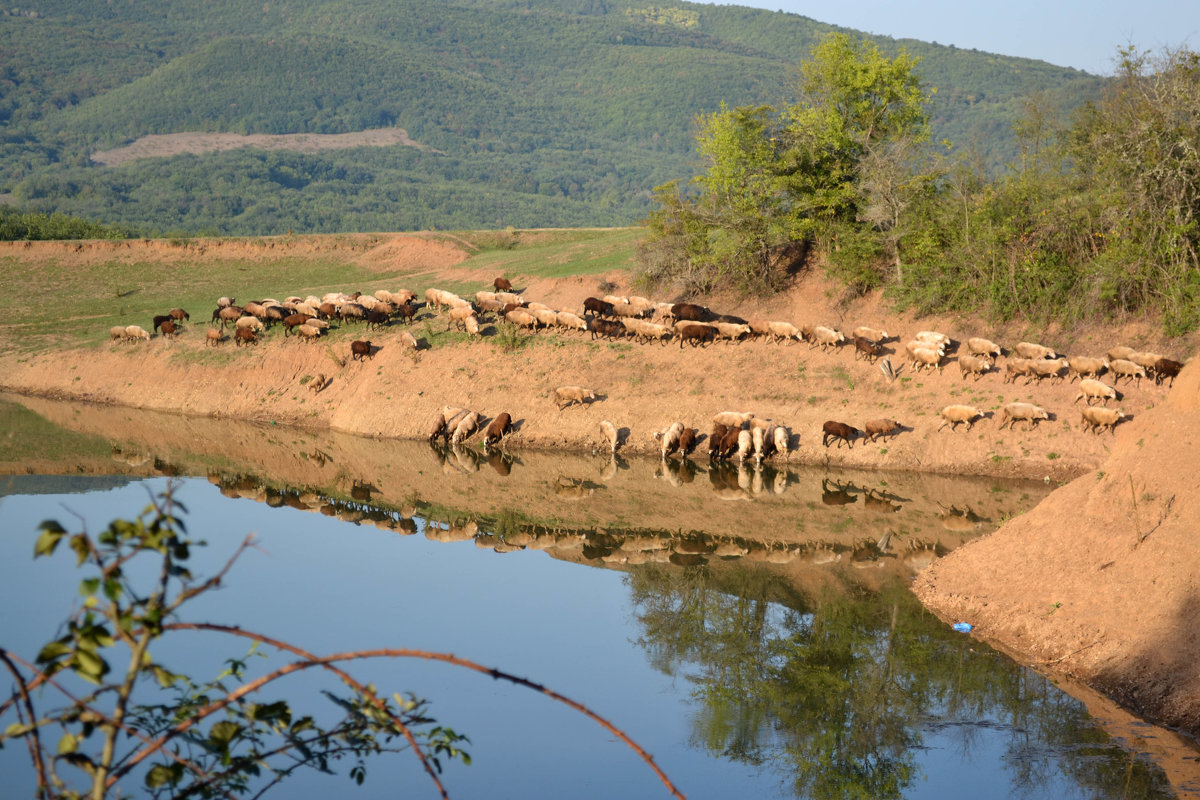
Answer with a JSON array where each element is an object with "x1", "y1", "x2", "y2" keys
[{"x1": 0, "y1": 0, "x2": 1105, "y2": 234}]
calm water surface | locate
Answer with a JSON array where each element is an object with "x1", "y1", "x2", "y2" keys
[{"x1": 0, "y1": 395, "x2": 1196, "y2": 799}]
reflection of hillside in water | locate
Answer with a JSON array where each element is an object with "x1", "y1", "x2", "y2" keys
[{"x1": 1, "y1": 393, "x2": 1051, "y2": 577}]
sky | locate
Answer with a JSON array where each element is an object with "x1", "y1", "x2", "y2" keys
[{"x1": 704, "y1": 0, "x2": 1199, "y2": 75}]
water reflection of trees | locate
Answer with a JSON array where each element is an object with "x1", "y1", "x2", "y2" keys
[{"x1": 627, "y1": 565, "x2": 1175, "y2": 800}]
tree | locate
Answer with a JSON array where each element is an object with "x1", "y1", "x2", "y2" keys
[
  {"x1": 636, "y1": 32, "x2": 933, "y2": 294},
  {"x1": 0, "y1": 483, "x2": 684, "y2": 799}
]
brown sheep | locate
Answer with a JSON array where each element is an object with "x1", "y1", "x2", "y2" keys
[
  {"x1": 822, "y1": 420, "x2": 859, "y2": 448},
  {"x1": 234, "y1": 327, "x2": 257, "y2": 347},
  {"x1": 677, "y1": 323, "x2": 716, "y2": 348},
  {"x1": 283, "y1": 313, "x2": 314, "y2": 335},
  {"x1": 484, "y1": 412, "x2": 513, "y2": 447},
  {"x1": 863, "y1": 418, "x2": 903, "y2": 443},
  {"x1": 853, "y1": 336, "x2": 883, "y2": 362},
  {"x1": 493, "y1": 276, "x2": 513, "y2": 292},
  {"x1": 671, "y1": 302, "x2": 709, "y2": 322},
  {"x1": 350, "y1": 340, "x2": 373, "y2": 361},
  {"x1": 205, "y1": 328, "x2": 223, "y2": 347},
  {"x1": 1154, "y1": 357, "x2": 1184, "y2": 387}
]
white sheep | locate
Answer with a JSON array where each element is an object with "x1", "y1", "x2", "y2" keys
[
  {"x1": 451, "y1": 411, "x2": 480, "y2": 444},
  {"x1": 123, "y1": 324, "x2": 150, "y2": 341},
  {"x1": 465, "y1": 316, "x2": 482, "y2": 338},
  {"x1": 235, "y1": 315, "x2": 265, "y2": 333},
  {"x1": 766, "y1": 321, "x2": 802, "y2": 343},
  {"x1": 399, "y1": 330, "x2": 419, "y2": 350},
  {"x1": 1067, "y1": 356, "x2": 1109, "y2": 381},
  {"x1": 295, "y1": 324, "x2": 322, "y2": 342},
  {"x1": 966, "y1": 337, "x2": 1002, "y2": 359},
  {"x1": 1106, "y1": 345, "x2": 1136, "y2": 363},
  {"x1": 555, "y1": 385, "x2": 598, "y2": 409},
  {"x1": 1074, "y1": 378, "x2": 1118, "y2": 405},
  {"x1": 1014, "y1": 341, "x2": 1057, "y2": 360},
  {"x1": 938, "y1": 404, "x2": 985, "y2": 432},
  {"x1": 957, "y1": 354, "x2": 992, "y2": 380},
  {"x1": 915, "y1": 330, "x2": 952, "y2": 348},
  {"x1": 1109, "y1": 358, "x2": 1147, "y2": 386},
  {"x1": 735, "y1": 429, "x2": 753, "y2": 462},
  {"x1": 809, "y1": 325, "x2": 846, "y2": 350},
  {"x1": 598, "y1": 420, "x2": 618, "y2": 454},
  {"x1": 713, "y1": 321, "x2": 751, "y2": 343},
  {"x1": 109, "y1": 325, "x2": 127, "y2": 342},
  {"x1": 1003, "y1": 358, "x2": 1035, "y2": 384},
  {"x1": 1080, "y1": 405, "x2": 1126, "y2": 434},
  {"x1": 998, "y1": 402, "x2": 1051, "y2": 430},
  {"x1": 555, "y1": 311, "x2": 588, "y2": 331},
  {"x1": 910, "y1": 346, "x2": 944, "y2": 373},
  {"x1": 772, "y1": 425, "x2": 791, "y2": 461},
  {"x1": 1026, "y1": 357, "x2": 1068, "y2": 383},
  {"x1": 852, "y1": 326, "x2": 889, "y2": 343},
  {"x1": 654, "y1": 422, "x2": 685, "y2": 459},
  {"x1": 712, "y1": 411, "x2": 754, "y2": 428}
]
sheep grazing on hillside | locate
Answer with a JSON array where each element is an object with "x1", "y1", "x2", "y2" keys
[
  {"x1": 998, "y1": 402, "x2": 1051, "y2": 431},
  {"x1": 598, "y1": 420, "x2": 619, "y2": 454},
  {"x1": 1026, "y1": 357, "x2": 1069, "y2": 384},
  {"x1": 937, "y1": 405, "x2": 985, "y2": 432},
  {"x1": 909, "y1": 346, "x2": 944, "y2": 373},
  {"x1": 957, "y1": 354, "x2": 992, "y2": 381},
  {"x1": 205, "y1": 328, "x2": 223, "y2": 347},
  {"x1": 821, "y1": 420, "x2": 859, "y2": 448},
  {"x1": 124, "y1": 325, "x2": 151, "y2": 342},
  {"x1": 554, "y1": 385, "x2": 599, "y2": 410},
  {"x1": 712, "y1": 411, "x2": 754, "y2": 429},
  {"x1": 493, "y1": 276, "x2": 513, "y2": 292},
  {"x1": 350, "y1": 340, "x2": 373, "y2": 361},
  {"x1": 766, "y1": 321, "x2": 803, "y2": 343},
  {"x1": 852, "y1": 326, "x2": 889, "y2": 343},
  {"x1": 1109, "y1": 358, "x2": 1147, "y2": 386},
  {"x1": 914, "y1": 330, "x2": 952, "y2": 348},
  {"x1": 295, "y1": 324, "x2": 322, "y2": 342},
  {"x1": 853, "y1": 336, "x2": 883, "y2": 363},
  {"x1": 1014, "y1": 341, "x2": 1057, "y2": 360},
  {"x1": 809, "y1": 326, "x2": 846, "y2": 351},
  {"x1": 1067, "y1": 355, "x2": 1109, "y2": 381},
  {"x1": 1080, "y1": 406, "x2": 1126, "y2": 435},
  {"x1": 1154, "y1": 357, "x2": 1184, "y2": 387},
  {"x1": 1106, "y1": 345, "x2": 1136, "y2": 363},
  {"x1": 1003, "y1": 358, "x2": 1035, "y2": 384},
  {"x1": 234, "y1": 327, "x2": 257, "y2": 347},
  {"x1": 966, "y1": 337, "x2": 1002, "y2": 359},
  {"x1": 235, "y1": 315, "x2": 265, "y2": 333},
  {"x1": 863, "y1": 418, "x2": 903, "y2": 443},
  {"x1": 109, "y1": 325, "x2": 126, "y2": 342},
  {"x1": 1074, "y1": 378, "x2": 1118, "y2": 406},
  {"x1": 451, "y1": 411, "x2": 481, "y2": 445},
  {"x1": 399, "y1": 330, "x2": 419, "y2": 351}
]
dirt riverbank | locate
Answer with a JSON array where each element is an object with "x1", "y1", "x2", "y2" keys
[{"x1": 1, "y1": 233, "x2": 1198, "y2": 753}]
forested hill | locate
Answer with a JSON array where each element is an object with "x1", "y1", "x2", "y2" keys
[{"x1": 0, "y1": 0, "x2": 1103, "y2": 235}]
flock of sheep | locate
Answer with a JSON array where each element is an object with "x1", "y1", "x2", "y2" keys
[{"x1": 108, "y1": 275, "x2": 1185, "y2": 457}]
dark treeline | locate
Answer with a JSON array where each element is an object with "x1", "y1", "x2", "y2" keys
[{"x1": 0, "y1": 0, "x2": 1101, "y2": 235}]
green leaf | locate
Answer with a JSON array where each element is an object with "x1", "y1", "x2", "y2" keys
[
  {"x1": 33, "y1": 523, "x2": 66, "y2": 558},
  {"x1": 36, "y1": 639, "x2": 72, "y2": 664},
  {"x1": 145, "y1": 763, "x2": 182, "y2": 789},
  {"x1": 79, "y1": 577, "x2": 100, "y2": 597},
  {"x1": 69, "y1": 534, "x2": 90, "y2": 566},
  {"x1": 57, "y1": 732, "x2": 79, "y2": 754},
  {"x1": 73, "y1": 648, "x2": 108, "y2": 682},
  {"x1": 5, "y1": 722, "x2": 32, "y2": 738},
  {"x1": 209, "y1": 720, "x2": 240, "y2": 747}
]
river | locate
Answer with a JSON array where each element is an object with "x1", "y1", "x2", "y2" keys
[{"x1": 0, "y1": 393, "x2": 1196, "y2": 799}]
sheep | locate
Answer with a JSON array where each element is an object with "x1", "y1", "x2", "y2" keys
[
  {"x1": 583, "y1": 297, "x2": 615, "y2": 317},
  {"x1": 427, "y1": 413, "x2": 448, "y2": 443},
  {"x1": 484, "y1": 412, "x2": 513, "y2": 447},
  {"x1": 914, "y1": 330, "x2": 952, "y2": 348},
  {"x1": 998, "y1": 402, "x2": 1051, "y2": 431},
  {"x1": 713, "y1": 321, "x2": 751, "y2": 344},
  {"x1": 350, "y1": 340, "x2": 373, "y2": 361},
  {"x1": 1109, "y1": 358, "x2": 1147, "y2": 386},
  {"x1": 598, "y1": 420, "x2": 619, "y2": 454},
  {"x1": 295, "y1": 324, "x2": 322, "y2": 342},
  {"x1": 1026, "y1": 357, "x2": 1068, "y2": 383},
  {"x1": 242, "y1": 301, "x2": 267, "y2": 319},
  {"x1": 109, "y1": 325, "x2": 126, "y2": 342},
  {"x1": 123, "y1": 324, "x2": 150, "y2": 342},
  {"x1": 909, "y1": 346, "x2": 944, "y2": 373},
  {"x1": 451, "y1": 411, "x2": 480, "y2": 445},
  {"x1": 448, "y1": 305, "x2": 478, "y2": 329},
  {"x1": 1106, "y1": 345, "x2": 1136, "y2": 363},
  {"x1": 555, "y1": 311, "x2": 588, "y2": 332},
  {"x1": 399, "y1": 330, "x2": 419, "y2": 351},
  {"x1": 938, "y1": 405, "x2": 985, "y2": 431},
  {"x1": 1014, "y1": 341, "x2": 1057, "y2": 360},
  {"x1": 655, "y1": 422, "x2": 684, "y2": 459},
  {"x1": 234, "y1": 327, "x2": 257, "y2": 347},
  {"x1": 863, "y1": 418, "x2": 903, "y2": 443},
  {"x1": 339, "y1": 303, "x2": 368, "y2": 323},
  {"x1": 772, "y1": 425, "x2": 791, "y2": 461},
  {"x1": 853, "y1": 336, "x2": 883, "y2": 362},
  {"x1": 678, "y1": 427, "x2": 698, "y2": 456},
  {"x1": 588, "y1": 317, "x2": 624, "y2": 340},
  {"x1": 308, "y1": 373, "x2": 327, "y2": 393},
  {"x1": 671, "y1": 302, "x2": 709, "y2": 322},
  {"x1": 216, "y1": 305, "x2": 244, "y2": 329},
  {"x1": 766, "y1": 320, "x2": 803, "y2": 343},
  {"x1": 852, "y1": 326, "x2": 889, "y2": 343},
  {"x1": 809, "y1": 325, "x2": 846, "y2": 351},
  {"x1": 205, "y1": 328, "x2": 222, "y2": 347},
  {"x1": 713, "y1": 411, "x2": 754, "y2": 429},
  {"x1": 505, "y1": 309, "x2": 540, "y2": 330},
  {"x1": 822, "y1": 420, "x2": 859, "y2": 448},
  {"x1": 905, "y1": 339, "x2": 945, "y2": 358},
  {"x1": 158, "y1": 319, "x2": 179, "y2": 338},
  {"x1": 677, "y1": 323, "x2": 715, "y2": 348},
  {"x1": 1067, "y1": 356, "x2": 1109, "y2": 381},
  {"x1": 217, "y1": 296, "x2": 236, "y2": 308},
  {"x1": 283, "y1": 313, "x2": 314, "y2": 335},
  {"x1": 464, "y1": 316, "x2": 482, "y2": 338},
  {"x1": 1154, "y1": 357, "x2": 1184, "y2": 387},
  {"x1": 152, "y1": 314, "x2": 173, "y2": 334},
  {"x1": 1129, "y1": 351, "x2": 1166, "y2": 374},
  {"x1": 1081, "y1": 405, "x2": 1126, "y2": 435},
  {"x1": 554, "y1": 385, "x2": 598, "y2": 409},
  {"x1": 957, "y1": 354, "x2": 992, "y2": 381},
  {"x1": 1072, "y1": 378, "x2": 1118, "y2": 407},
  {"x1": 235, "y1": 315, "x2": 265, "y2": 333},
  {"x1": 627, "y1": 318, "x2": 672, "y2": 344},
  {"x1": 735, "y1": 429, "x2": 753, "y2": 462},
  {"x1": 1003, "y1": 358, "x2": 1036, "y2": 384},
  {"x1": 611, "y1": 302, "x2": 647, "y2": 320},
  {"x1": 494, "y1": 277, "x2": 513, "y2": 292},
  {"x1": 966, "y1": 337, "x2": 1002, "y2": 359}
]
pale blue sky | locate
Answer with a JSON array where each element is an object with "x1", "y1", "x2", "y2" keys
[{"x1": 706, "y1": 0, "x2": 1198, "y2": 75}]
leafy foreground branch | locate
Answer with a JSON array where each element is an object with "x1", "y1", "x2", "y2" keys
[{"x1": 0, "y1": 482, "x2": 684, "y2": 799}]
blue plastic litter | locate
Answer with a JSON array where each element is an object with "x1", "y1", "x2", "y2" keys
[{"x1": 952, "y1": 622, "x2": 973, "y2": 633}]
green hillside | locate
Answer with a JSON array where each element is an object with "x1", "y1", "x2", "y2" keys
[{"x1": 0, "y1": 0, "x2": 1104, "y2": 234}]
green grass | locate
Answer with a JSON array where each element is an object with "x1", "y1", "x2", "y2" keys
[{"x1": 0, "y1": 228, "x2": 642, "y2": 354}]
